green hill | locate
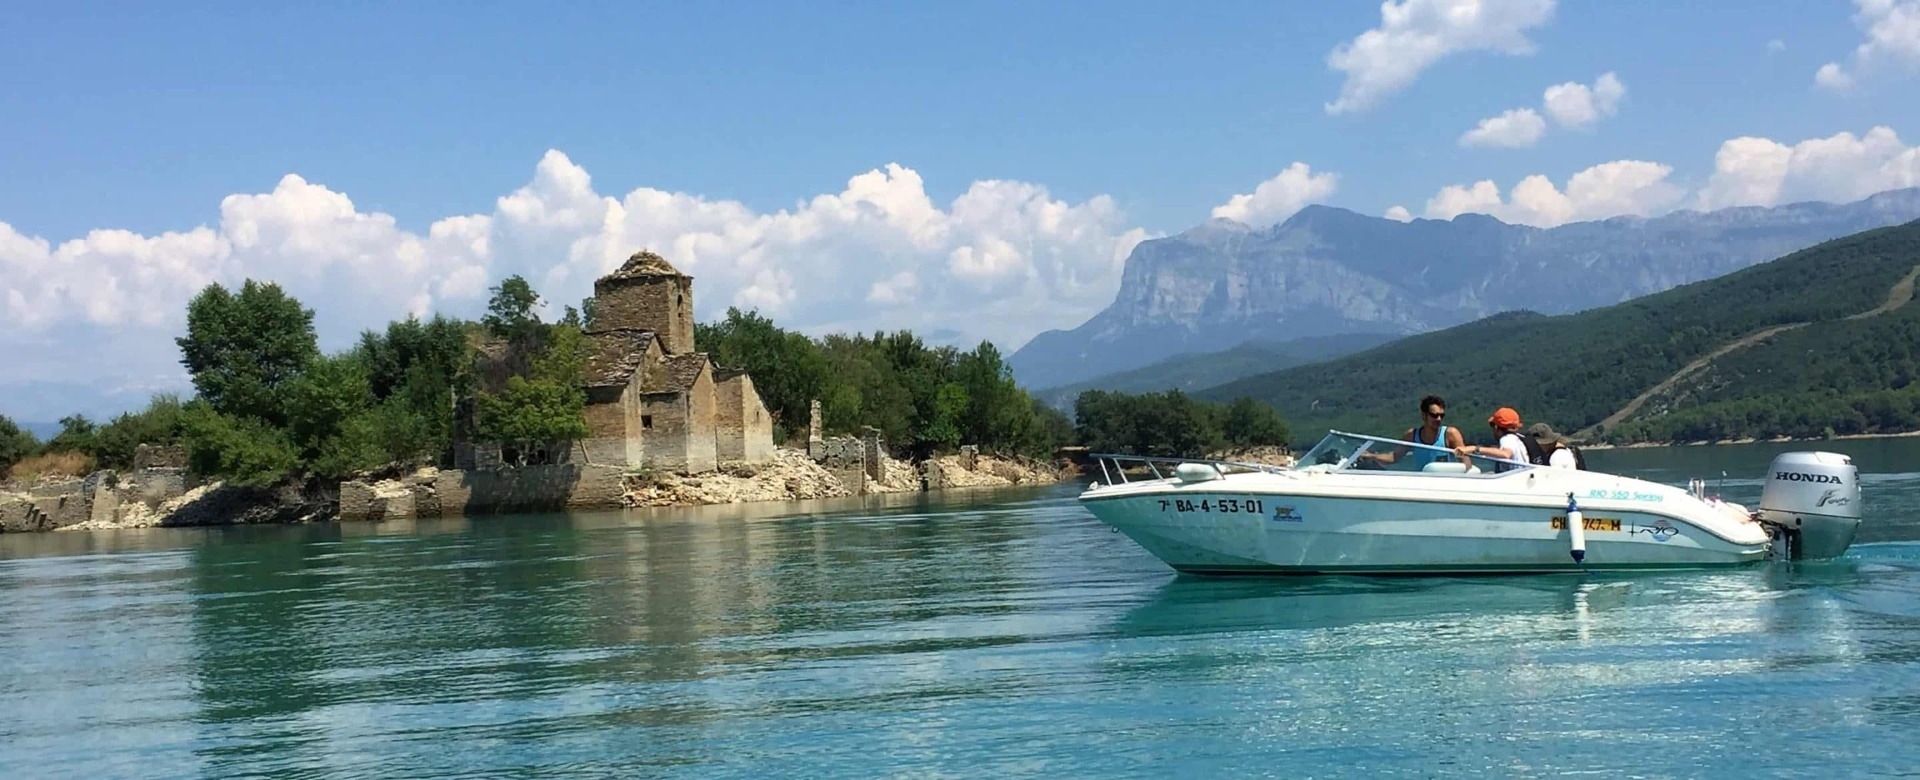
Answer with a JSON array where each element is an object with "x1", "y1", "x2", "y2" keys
[
  {"x1": 1032, "y1": 332, "x2": 1396, "y2": 411},
  {"x1": 1198, "y1": 220, "x2": 1920, "y2": 446}
]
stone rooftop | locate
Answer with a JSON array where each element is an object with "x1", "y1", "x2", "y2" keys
[
  {"x1": 581, "y1": 329, "x2": 657, "y2": 388},
  {"x1": 601, "y1": 250, "x2": 686, "y2": 281},
  {"x1": 645, "y1": 353, "x2": 710, "y2": 394}
]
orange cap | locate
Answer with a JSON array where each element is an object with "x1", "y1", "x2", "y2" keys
[{"x1": 1488, "y1": 407, "x2": 1520, "y2": 430}]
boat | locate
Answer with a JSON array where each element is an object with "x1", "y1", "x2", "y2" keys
[{"x1": 1077, "y1": 430, "x2": 1863, "y2": 575}]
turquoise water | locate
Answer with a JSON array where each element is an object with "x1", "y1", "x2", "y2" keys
[{"x1": 4, "y1": 440, "x2": 1920, "y2": 778}]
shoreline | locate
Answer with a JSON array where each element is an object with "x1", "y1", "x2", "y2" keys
[
  {"x1": 2, "y1": 446, "x2": 1073, "y2": 535},
  {"x1": 1578, "y1": 430, "x2": 1920, "y2": 451}
]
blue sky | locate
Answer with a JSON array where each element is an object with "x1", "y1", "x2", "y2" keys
[{"x1": 3, "y1": 0, "x2": 1919, "y2": 420}]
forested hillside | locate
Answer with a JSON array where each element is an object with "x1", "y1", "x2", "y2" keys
[
  {"x1": 1200, "y1": 220, "x2": 1920, "y2": 445},
  {"x1": 1032, "y1": 332, "x2": 1394, "y2": 411}
]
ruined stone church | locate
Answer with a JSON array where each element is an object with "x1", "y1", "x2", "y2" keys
[{"x1": 574, "y1": 251, "x2": 776, "y2": 473}]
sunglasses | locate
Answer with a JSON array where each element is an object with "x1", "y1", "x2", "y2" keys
[{"x1": 1425, "y1": 410, "x2": 1445, "y2": 419}]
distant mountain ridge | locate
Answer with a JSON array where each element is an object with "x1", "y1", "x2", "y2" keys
[
  {"x1": 1195, "y1": 219, "x2": 1920, "y2": 446},
  {"x1": 1031, "y1": 332, "x2": 1396, "y2": 412},
  {"x1": 1008, "y1": 189, "x2": 1920, "y2": 390}
]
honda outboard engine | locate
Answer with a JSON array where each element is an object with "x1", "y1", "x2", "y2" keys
[{"x1": 1757, "y1": 451, "x2": 1861, "y2": 559}]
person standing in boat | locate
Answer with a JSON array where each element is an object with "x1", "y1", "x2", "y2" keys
[
  {"x1": 1362, "y1": 395, "x2": 1466, "y2": 467},
  {"x1": 1458, "y1": 406, "x2": 1532, "y2": 470}
]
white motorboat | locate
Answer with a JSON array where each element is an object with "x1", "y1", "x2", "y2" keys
[{"x1": 1078, "y1": 430, "x2": 1863, "y2": 575}]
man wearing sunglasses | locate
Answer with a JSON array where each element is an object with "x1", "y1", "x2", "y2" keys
[{"x1": 1361, "y1": 394, "x2": 1465, "y2": 468}]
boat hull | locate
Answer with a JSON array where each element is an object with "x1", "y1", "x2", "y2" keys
[{"x1": 1082, "y1": 489, "x2": 1769, "y2": 575}]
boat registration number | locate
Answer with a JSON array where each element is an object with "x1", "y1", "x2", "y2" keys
[
  {"x1": 1551, "y1": 515, "x2": 1622, "y2": 532},
  {"x1": 1159, "y1": 498, "x2": 1266, "y2": 514}
]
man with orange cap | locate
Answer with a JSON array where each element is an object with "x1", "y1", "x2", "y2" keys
[{"x1": 1456, "y1": 406, "x2": 1534, "y2": 471}]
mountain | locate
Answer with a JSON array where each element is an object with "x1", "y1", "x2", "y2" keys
[
  {"x1": 1031, "y1": 332, "x2": 1397, "y2": 411},
  {"x1": 1196, "y1": 219, "x2": 1920, "y2": 446},
  {"x1": 1009, "y1": 189, "x2": 1920, "y2": 390},
  {"x1": 0, "y1": 380, "x2": 177, "y2": 428},
  {"x1": 17, "y1": 422, "x2": 61, "y2": 441}
]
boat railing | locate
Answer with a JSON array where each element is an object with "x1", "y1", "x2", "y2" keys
[{"x1": 1086, "y1": 452, "x2": 1291, "y2": 486}]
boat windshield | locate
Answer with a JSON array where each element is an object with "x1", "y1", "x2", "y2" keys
[{"x1": 1292, "y1": 430, "x2": 1532, "y2": 475}]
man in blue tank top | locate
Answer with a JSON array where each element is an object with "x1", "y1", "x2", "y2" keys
[{"x1": 1361, "y1": 394, "x2": 1466, "y2": 468}]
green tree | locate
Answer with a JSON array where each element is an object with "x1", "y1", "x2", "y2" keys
[
  {"x1": 474, "y1": 377, "x2": 589, "y2": 443},
  {"x1": 177, "y1": 280, "x2": 319, "y2": 427},
  {"x1": 1223, "y1": 397, "x2": 1290, "y2": 447},
  {"x1": 180, "y1": 402, "x2": 299, "y2": 487},
  {"x1": 45, "y1": 414, "x2": 98, "y2": 454},
  {"x1": 0, "y1": 415, "x2": 39, "y2": 476},
  {"x1": 699, "y1": 307, "x2": 830, "y2": 440},
  {"x1": 284, "y1": 354, "x2": 376, "y2": 465},
  {"x1": 1073, "y1": 389, "x2": 1228, "y2": 457},
  {"x1": 483, "y1": 275, "x2": 544, "y2": 343},
  {"x1": 472, "y1": 322, "x2": 588, "y2": 445},
  {"x1": 356, "y1": 315, "x2": 472, "y2": 462},
  {"x1": 91, "y1": 395, "x2": 187, "y2": 470}
]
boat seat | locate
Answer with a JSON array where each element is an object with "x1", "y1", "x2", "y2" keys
[{"x1": 1422, "y1": 461, "x2": 1470, "y2": 474}]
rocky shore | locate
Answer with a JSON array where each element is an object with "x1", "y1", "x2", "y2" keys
[{"x1": 0, "y1": 444, "x2": 1070, "y2": 534}]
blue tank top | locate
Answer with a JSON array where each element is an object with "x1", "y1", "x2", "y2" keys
[{"x1": 1410, "y1": 425, "x2": 1450, "y2": 468}]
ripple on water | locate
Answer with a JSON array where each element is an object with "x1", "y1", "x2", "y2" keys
[{"x1": 4, "y1": 446, "x2": 1920, "y2": 776}]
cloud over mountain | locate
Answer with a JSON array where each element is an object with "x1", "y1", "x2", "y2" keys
[{"x1": 1210, "y1": 163, "x2": 1341, "y2": 228}]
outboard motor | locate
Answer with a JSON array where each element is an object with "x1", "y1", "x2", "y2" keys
[{"x1": 1756, "y1": 451, "x2": 1862, "y2": 559}]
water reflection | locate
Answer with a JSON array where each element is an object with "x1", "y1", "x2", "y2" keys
[{"x1": 5, "y1": 441, "x2": 1920, "y2": 777}]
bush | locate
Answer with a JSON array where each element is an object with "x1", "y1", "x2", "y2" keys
[
  {"x1": 181, "y1": 403, "x2": 299, "y2": 487},
  {"x1": 91, "y1": 395, "x2": 187, "y2": 470}
]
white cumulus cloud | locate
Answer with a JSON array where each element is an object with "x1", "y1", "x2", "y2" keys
[
  {"x1": 1816, "y1": 0, "x2": 1920, "y2": 91},
  {"x1": 1423, "y1": 160, "x2": 1685, "y2": 227},
  {"x1": 1210, "y1": 163, "x2": 1341, "y2": 228},
  {"x1": 1696, "y1": 126, "x2": 1920, "y2": 210},
  {"x1": 1385, "y1": 205, "x2": 1415, "y2": 222},
  {"x1": 1542, "y1": 72, "x2": 1626, "y2": 127},
  {"x1": 1460, "y1": 108, "x2": 1548, "y2": 148},
  {"x1": 0, "y1": 152, "x2": 1153, "y2": 389},
  {"x1": 1325, "y1": 0, "x2": 1558, "y2": 115},
  {"x1": 1422, "y1": 126, "x2": 1920, "y2": 227},
  {"x1": 1462, "y1": 72, "x2": 1624, "y2": 150}
]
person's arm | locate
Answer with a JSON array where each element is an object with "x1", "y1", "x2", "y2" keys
[
  {"x1": 1363, "y1": 429, "x2": 1416, "y2": 463},
  {"x1": 1463, "y1": 433, "x2": 1519, "y2": 461}
]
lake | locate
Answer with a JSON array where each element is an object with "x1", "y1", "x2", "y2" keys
[{"x1": 4, "y1": 439, "x2": 1920, "y2": 778}]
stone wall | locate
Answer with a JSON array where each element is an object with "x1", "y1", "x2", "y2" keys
[
  {"x1": 807, "y1": 399, "x2": 825, "y2": 457},
  {"x1": 133, "y1": 444, "x2": 187, "y2": 471},
  {"x1": 826, "y1": 466, "x2": 866, "y2": 495},
  {"x1": 862, "y1": 427, "x2": 885, "y2": 483},
  {"x1": 642, "y1": 394, "x2": 692, "y2": 471},
  {"x1": 684, "y1": 365, "x2": 719, "y2": 474},
  {"x1": 815, "y1": 434, "x2": 874, "y2": 496},
  {"x1": 582, "y1": 387, "x2": 628, "y2": 439},
  {"x1": 573, "y1": 437, "x2": 632, "y2": 467},
  {"x1": 817, "y1": 436, "x2": 865, "y2": 467},
  {"x1": 714, "y1": 371, "x2": 744, "y2": 461},
  {"x1": 714, "y1": 372, "x2": 776, "y2": 464},
  {"x1": 593, "y1": 276, "x2": 694, "y2": 355},
  {"x1": 339, "y1": 464, "x2": 627, "y2": 522}
]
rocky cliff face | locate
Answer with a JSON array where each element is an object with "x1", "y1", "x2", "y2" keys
[{"x1": 1009, "y1": 189, "x2": 1920, "y2": 390}]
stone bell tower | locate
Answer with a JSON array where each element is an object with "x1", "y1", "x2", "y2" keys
[{"x1": 590, "y1": 250, "x2": 695, "y2": 354}]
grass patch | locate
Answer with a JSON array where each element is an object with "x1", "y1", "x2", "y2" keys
[{"x1": 7, "y1": 451, "x2": 96, "y2": 482}]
